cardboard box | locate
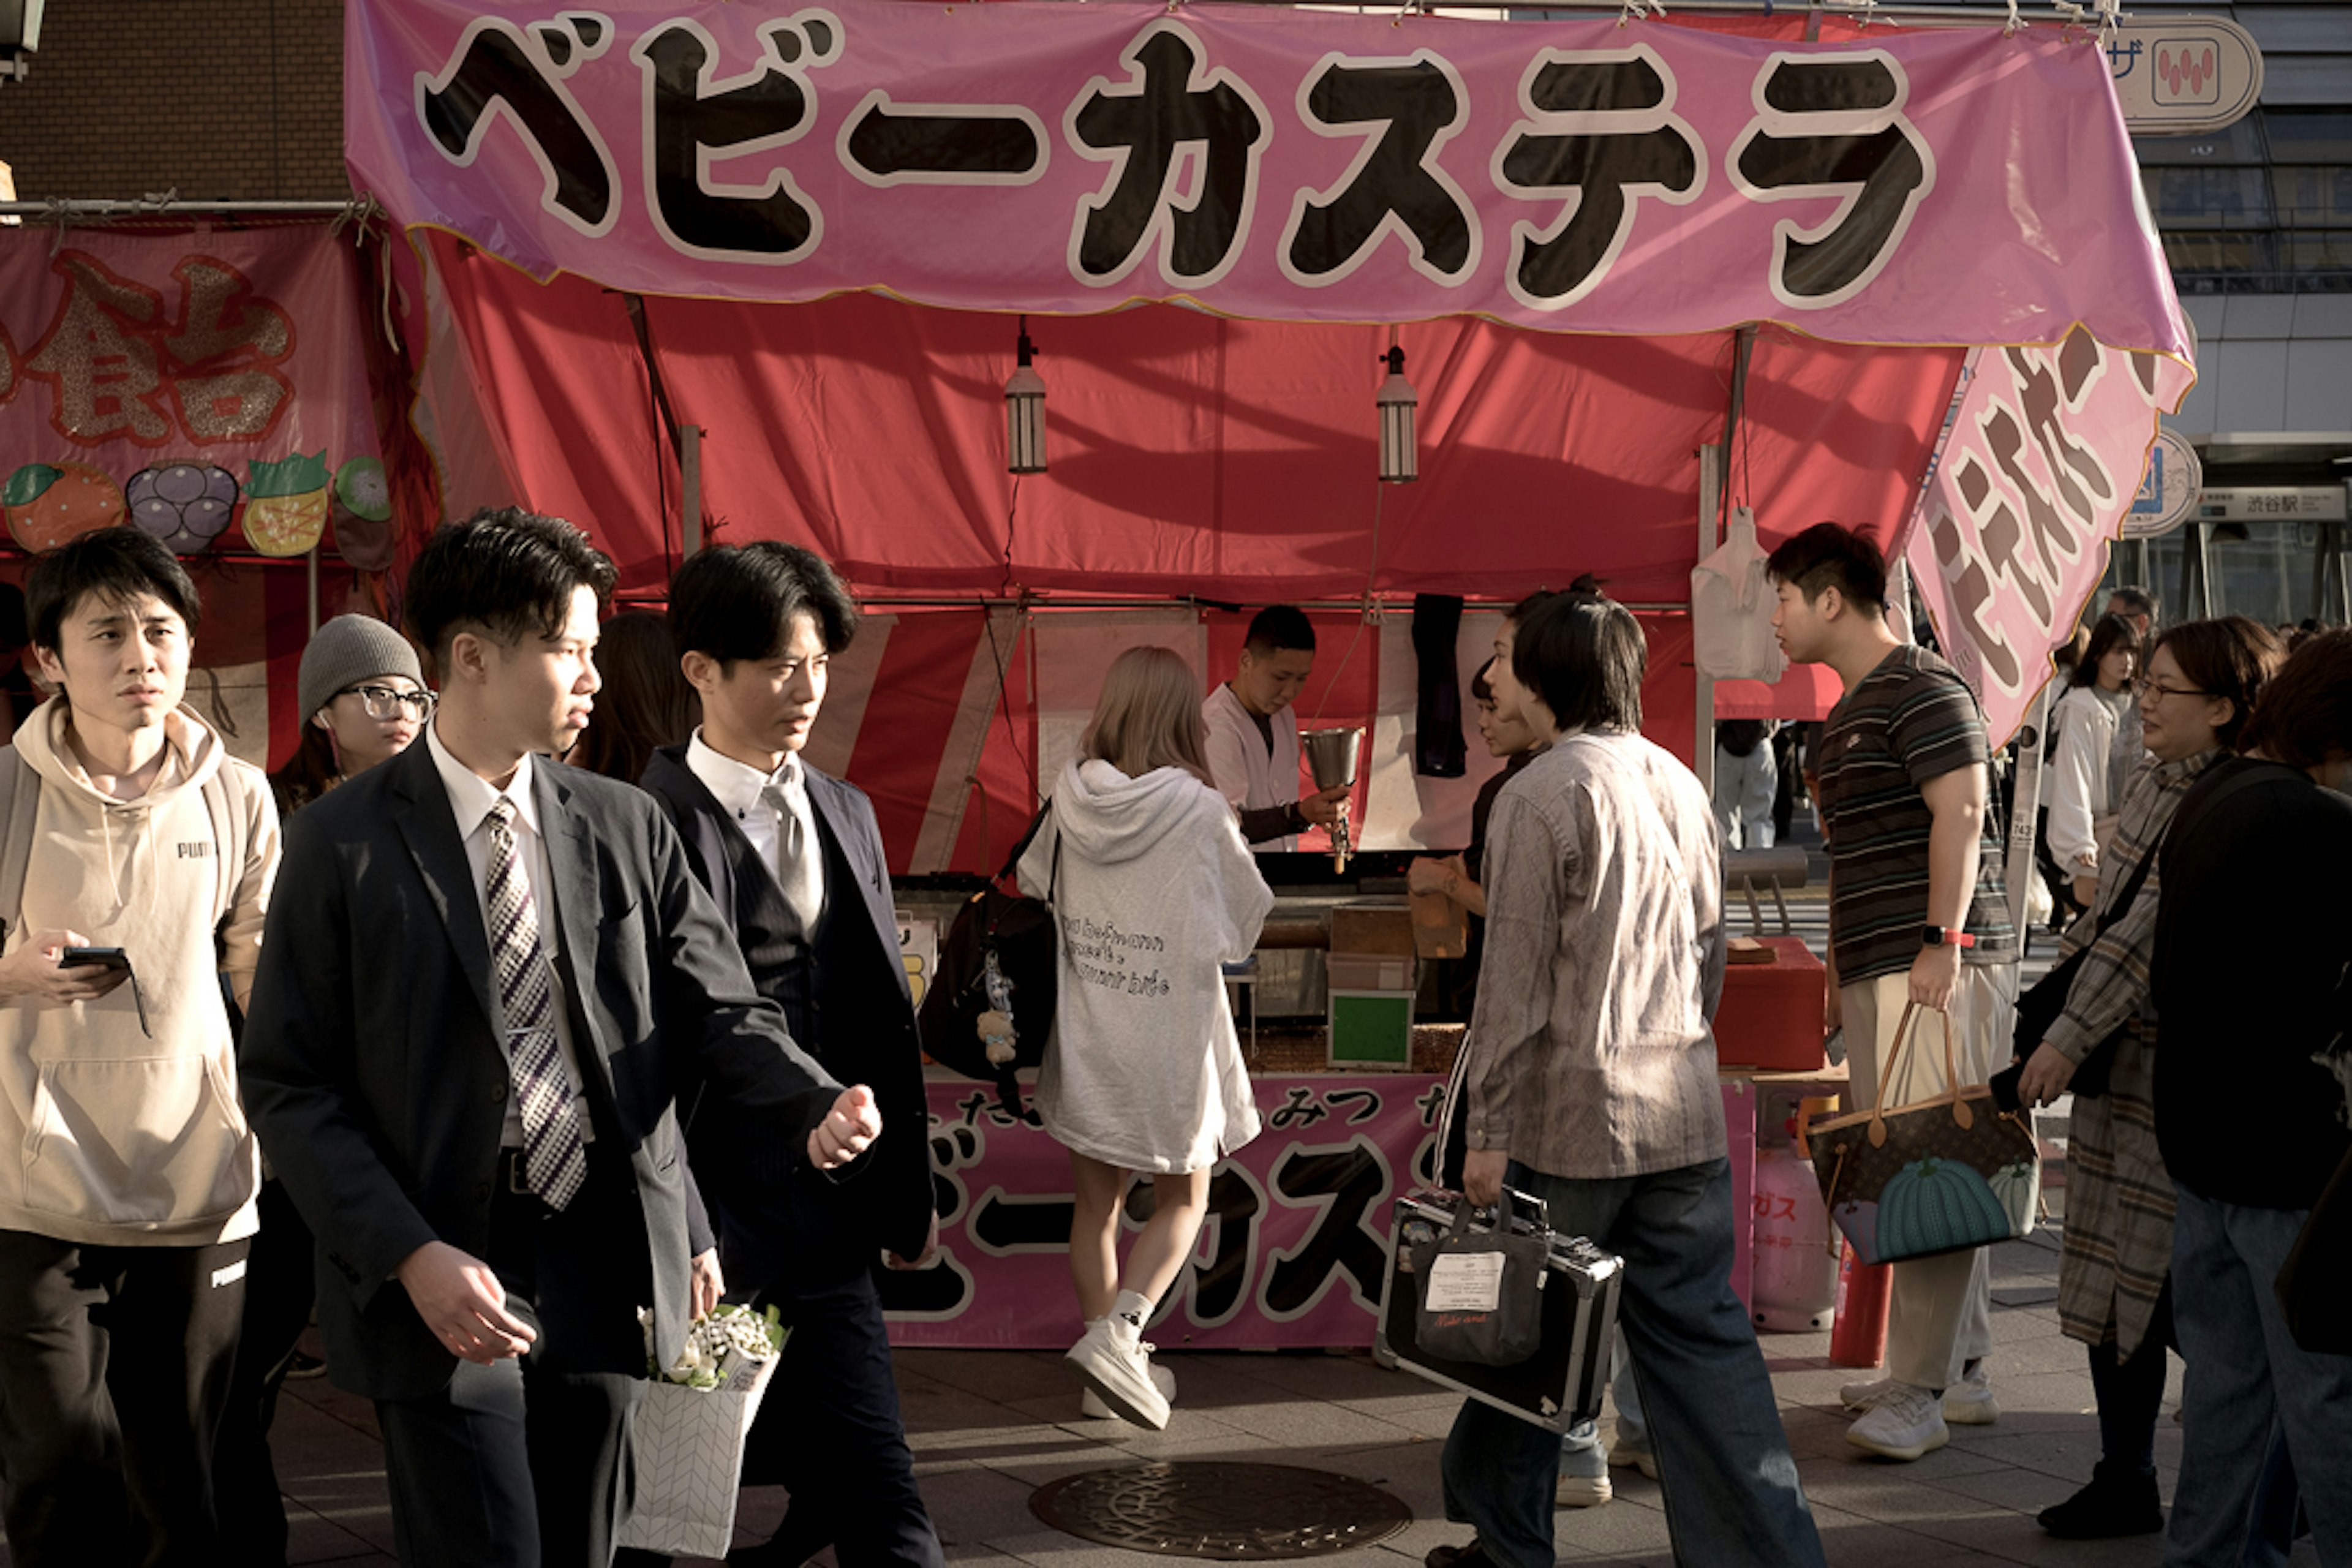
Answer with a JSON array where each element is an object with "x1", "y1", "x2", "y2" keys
[
  {"x1": 1716, "y1": 936, "x2": 1828, "y2": 1072},
  {"x1": 1327, "y1": 952, "x2": 1415, "y2": 993},
  {"x1": 1329, "y1": 899, "x2": 1415, "y2": 957}
]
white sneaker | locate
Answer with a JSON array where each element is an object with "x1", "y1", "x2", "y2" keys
[
  {"x1": 1082, "y1": 1359, "x2": 1175, "y2": 1420},
  {"x1": 1839, "y1": 1375, "x2": 1896, "y2": 1411},
  {"x1": 1941, "y1": 1363, "x2": 2000, "y2": 1425},
  {"x1": 1065, "y1": 1316, "x2": 1170, "y2": 1430},
  {"x1": 1846, "y1": 1382, "x2": 1949, "y2": 1461}
]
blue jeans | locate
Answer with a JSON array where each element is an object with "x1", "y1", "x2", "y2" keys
[
  {"x1": 1440, "y1": 1159, "x2": 1824, "y2": 1568},
  {"x1": 2165, "y1": 1182, "x2": 2351, "y2": 1567}
]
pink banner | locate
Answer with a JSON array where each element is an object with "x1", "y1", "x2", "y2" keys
[
  {"x1": 878, "y1": 1074, "x2": 1760, "y2": 1348},
  {"x1": 0, "y1": 227, "x2": 387, "y2": 560},
  {"x1": 349, "y1": 0, "x2": 2188, "y2": 357},
  {"x1": 1903, "y1": 331, "x2": 2176, "y2": 746},
  {"x1": 881, "y1": 1074, "x2": 1444, "y2": 1350}
]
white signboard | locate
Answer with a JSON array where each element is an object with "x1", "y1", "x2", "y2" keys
[
  {"x1": 2124, "y1": 426, "x2": 2202, "y2": 540},
  {"x1": 2106, "y1": 18, "x2": 2263, "y2": 137},
  {"x1": 2193, "y1": 488, "x2": 2348, "y2": 524}
]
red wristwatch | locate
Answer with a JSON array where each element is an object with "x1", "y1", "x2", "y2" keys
[{"x1": 1920, "y1": 925, "x2": 1977, "y2": 949}]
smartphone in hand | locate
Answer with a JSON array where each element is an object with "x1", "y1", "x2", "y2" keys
[{"x1": 60, "y1": 946, "x2": 130, "y2": 972}]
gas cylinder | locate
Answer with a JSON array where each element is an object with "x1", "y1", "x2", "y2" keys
[
  {"x1": 1751, "y1": 1139, "x2": 1839, "y2": 1332},
  {"x1": 1829, "y1": 1240, "x2": 1893, "y2": 1368}
]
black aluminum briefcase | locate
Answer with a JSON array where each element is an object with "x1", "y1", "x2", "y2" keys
[{"x1": 1373, "y1": 1189, "x2": 1623, "y2": 1433}]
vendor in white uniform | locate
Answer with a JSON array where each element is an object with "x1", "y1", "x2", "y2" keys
[{"x1": 1202, "y1": 605, "x2": 1348, "y2": 851}]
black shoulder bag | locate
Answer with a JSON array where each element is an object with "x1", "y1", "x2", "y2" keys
[
  {"x1": 2011, "y1": 764, "x2": 2273, "y2": 1098},
  {"x1": 916, "y1": 804, "x2": 1061, "y2": 1115}
]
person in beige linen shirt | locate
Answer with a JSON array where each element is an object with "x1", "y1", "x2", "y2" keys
[{"x1": 1433, "y1": 592, "x2": 1823, "y2": 1568}]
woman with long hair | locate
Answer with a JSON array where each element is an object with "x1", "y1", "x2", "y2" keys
[
  {"x1": 568, "y1": 608, "x2": 699, "y2": 782},
  {"x1": 2046, "y1": 611, "x2": 2142, "y2": 908},
  {"x1": 1019, "y1": 645, "x2": 1272, "y2": 1431},
  {"x1": 2016, "y1": 616, "x2": 2285, "y2": 1539}
]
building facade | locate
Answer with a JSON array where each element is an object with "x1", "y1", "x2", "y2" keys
[{"x1": 2101, "y1": 0, "x2": 2352, "y2": 629}]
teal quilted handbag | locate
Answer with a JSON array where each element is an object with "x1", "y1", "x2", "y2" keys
[{"x1": 1808, "y1": 1003, "x2": 2041, "y2": 1266}]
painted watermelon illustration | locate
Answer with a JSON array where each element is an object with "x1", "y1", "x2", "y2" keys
[
  {"x1": 242, "y1": 450, "x2": 329, "y2": 557},
  {"x1": 327, "y1": 456, "x2": 396, "y2": 571},
  {"x1": 1988, "y1": 1158, "x2": 2041, "y2": 1238},
  {"x1": 1877, "y1": 1158, "x2": 2011, "y2": 1261},
  {"x1": 6, "y1": 462, "x2": 126, "y2": 552},
  {"x1": 1832, "y1": 1199, "x2": 1880, "y2": 1267},
  {"x1": 126, "y1": 462, "x2": 239, "y2": 555}
]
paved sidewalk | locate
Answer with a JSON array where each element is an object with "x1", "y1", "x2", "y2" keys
[{"x1": 24, "y1": 1229, "x2": 2310, "y2": 1568}]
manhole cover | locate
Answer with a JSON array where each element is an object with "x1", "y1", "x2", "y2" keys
[{"x1": 1030, "y1": 1460, "x2": 1413, "y2": 1560}]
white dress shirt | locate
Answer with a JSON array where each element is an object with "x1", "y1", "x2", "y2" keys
[
  {"x1": 424, "y1": 722, "x2": 592, "y2": 1147},
  {"x1": 685, "y1": 730, "x2": 824, "y2": 922},
  {"x1": 1202, "y1": 682, "x2": 1301, "y2": 853}
]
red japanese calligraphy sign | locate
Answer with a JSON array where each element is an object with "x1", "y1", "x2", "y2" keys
[{"x1": 0, "y1": 227, "x2": 386, "y2": 560}]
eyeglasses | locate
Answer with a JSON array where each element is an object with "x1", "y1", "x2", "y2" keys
[
  {"x1": 2135, "y1": 676, "x2": 2212, "y2": 700},
  {"x1": 341, "y1": 684, "x2": 434, "y2": 720}
]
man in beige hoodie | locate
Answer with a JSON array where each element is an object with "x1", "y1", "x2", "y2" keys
[{"x1": 0, "y1": 527, "x2": 279, "y2": 1567}]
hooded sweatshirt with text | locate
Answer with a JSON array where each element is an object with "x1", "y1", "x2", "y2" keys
[
  {"x1": 1019, "y1": 759, "x2": 1273, "y2": 1174},
  {"x1": 0, "y1": 699, "x2": 277, "y2": 1246}
]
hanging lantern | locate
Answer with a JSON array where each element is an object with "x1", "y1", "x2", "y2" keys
[
  {"x1": 1377, "y1": 344, "x2": 1417, "y2": 484},
  {"x1": 1005, "y1": 317, "x2": 1047, "y2": 475}
]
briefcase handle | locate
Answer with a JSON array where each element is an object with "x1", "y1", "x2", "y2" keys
[
  {"x1": 1869, "y1": 1001, "x2": 1970, "y2": 1148},
  {"x1": 1449, "y1": 1185, "x2": 1550, "y2": 1240}
]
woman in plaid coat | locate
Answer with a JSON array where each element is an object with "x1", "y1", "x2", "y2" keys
[{"x1": 2013, "y1": 616, "x2": 2284, "y2": 1540}]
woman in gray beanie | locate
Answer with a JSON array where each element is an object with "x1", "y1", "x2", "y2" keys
[{"x1": 265, "y1": 612, "x2": 429, "y2": 817}]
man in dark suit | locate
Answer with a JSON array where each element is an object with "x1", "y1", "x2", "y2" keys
[
  {"x1": 639, "y1": 542, "x2": 942, "y2": 1568},
  {"x1": 239, "y1": 510, "x2": 883, "y2": 1568}
]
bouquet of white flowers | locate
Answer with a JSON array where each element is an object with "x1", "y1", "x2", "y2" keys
[{"x1": 616, "y1": 1304, "x2": 792, "y2": 1559}]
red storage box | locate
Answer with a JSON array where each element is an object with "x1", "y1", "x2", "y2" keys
[{"x1": 1715, "y1": 936, "x2": 1828, "y2": 1071}]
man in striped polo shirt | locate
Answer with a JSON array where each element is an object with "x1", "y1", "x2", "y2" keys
[{"x1": 1767, "y1": 523, "x2": 2016, "y2": 1464}]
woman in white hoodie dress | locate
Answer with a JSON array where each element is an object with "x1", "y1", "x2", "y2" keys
[
  {"x1": 2047, "y1": 613, "x2": 2142, "y2": 908},
  {"x1": 1019, "y1": 646, "x2": 1273, "y2": 1431}
]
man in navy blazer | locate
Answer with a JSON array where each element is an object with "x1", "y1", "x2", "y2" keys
[
  {"x1": 638, "y1": 541, "x2": 942, "y2": 1568},
  {"x1": 240, "y1": 511, "x2": 883, "y2": 1568}
]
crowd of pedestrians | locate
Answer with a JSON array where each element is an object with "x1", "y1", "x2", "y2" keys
[{"x1": 0, "y1": 513, "x2": 2345, "y2": 1568}]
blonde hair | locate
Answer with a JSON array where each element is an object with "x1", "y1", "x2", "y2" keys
[{"x1": 1081, "y1": 646, "x2": 1212, "y2": 786}]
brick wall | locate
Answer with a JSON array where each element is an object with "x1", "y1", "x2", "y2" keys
[{"x1": 0, "y1": 0, "x2": 349, "y2": 202}]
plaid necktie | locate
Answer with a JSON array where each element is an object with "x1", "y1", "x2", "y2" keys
[{"x1": 484, "y1": 798, "x2": 588, "y2": 1210}]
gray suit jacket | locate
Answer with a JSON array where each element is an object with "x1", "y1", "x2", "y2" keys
[{"x1": 241, "y1": 740, "x2": 842, "y2": 1401}]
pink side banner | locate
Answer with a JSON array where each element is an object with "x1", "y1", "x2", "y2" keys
[
  {"x1": 880, "y1": 1074, "x2": 1445, "y2": 1351},
  {"x1": 1904, "y1": 331, "x2": 2179, "y2": 747},
  {"x1": 349, "y1": 0, "x2": 2188, "y2": 357}
]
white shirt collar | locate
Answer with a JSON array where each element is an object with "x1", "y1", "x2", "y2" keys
[
  {"x1": 686, "y1": 729, "x2": 799, "y2": 818},
  {"x1": 426, "y1": 717, "x2": 541, "y2": 840}
]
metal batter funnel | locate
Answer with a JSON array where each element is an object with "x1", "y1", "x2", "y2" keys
[{"x1": 1300, "y1": 727, "x2": 1364, "y2": 872}]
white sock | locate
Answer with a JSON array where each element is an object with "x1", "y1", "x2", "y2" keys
[{"x1": 1113, "y1": 1289, "x2": 1155, "y2": 1329}]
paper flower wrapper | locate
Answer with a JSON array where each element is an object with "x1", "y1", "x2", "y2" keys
[{"x1": 616, "y1": 1304, "x2": 790, "y2": 1558}]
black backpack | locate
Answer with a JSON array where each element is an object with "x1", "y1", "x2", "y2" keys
[{"x1": 917, "y1": 805, "x2": 1061, "y2": 1115}]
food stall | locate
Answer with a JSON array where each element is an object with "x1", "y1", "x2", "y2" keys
[{"x1": 326, "y1": 0, "x2": 2188, "y2": 1345}]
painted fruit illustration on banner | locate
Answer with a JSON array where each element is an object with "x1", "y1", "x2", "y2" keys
[
  {"x1": 6, "y1": 462, "x2": 127, "y2": 552},
  {"x1": 127, "y1": 463, "x2": 240, "y2": 555},
  {"x1": 243, "y1": 451, "x2": 330, "y2": 556},
  {"x1": 328, "y1": 456, "x2": 396, "y2": 570}
]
